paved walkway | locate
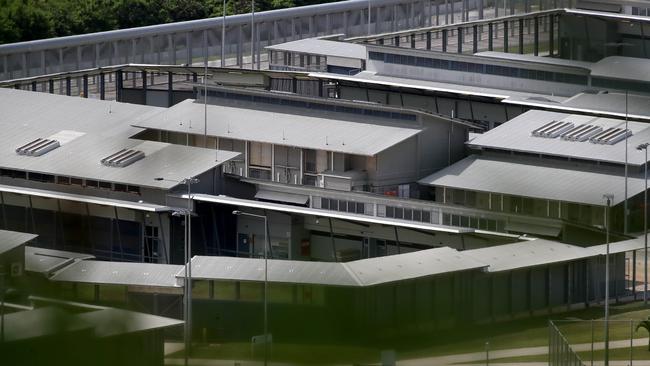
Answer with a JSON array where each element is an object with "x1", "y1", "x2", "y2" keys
[{"x1": 397, "y1": 338, "x2": 650, "y2": 365}]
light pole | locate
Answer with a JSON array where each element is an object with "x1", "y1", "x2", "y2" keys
[
  {"x1": 222, "y1": 0, "x2": 226, "y2": 68},
  {"x1": 251, "y1": 0, "x2": 256, "y2": 70},
  {"x1": 0, "y1": 264, "x2": 5, "y2": 343},
  {"x1": 603, "y1": 193, "x2": 614, "y2": 366},
  {"x1": 155, "y1": 176, "x2": 199, "y2": 366},
  {"x1": 232, "y1": 210, "x2": 269, "y2": 366},
  {"x1": 638, "y1": 143, "x2": 649, "y2": 305}
]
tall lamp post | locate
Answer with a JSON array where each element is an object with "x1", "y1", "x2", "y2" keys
[
  {"x1": 232, "y1": 210, "x2": 269, "y2": 366},
  {"x1": 638, "y1": 142, "x2": 649, "y2": 305},
  {"x1": 603, "y1": 193, "x2": 614, "y2": 366},
  {"x1": 155, "y1": 176, "x2": 199, "y2": 366},
  {"x1": 0, "y1": 264, "x2": 5, "y2": 343}
]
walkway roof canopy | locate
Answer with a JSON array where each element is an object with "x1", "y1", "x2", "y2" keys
[
  {"x1": 133, "y1": 99, "x2": 423, "y2": 157},
  {"x1": 185, "y1": 246, "x2": 487, "y2": 287},
  {"x1": 50, "y1": 260, "x2": 183, "y2": 288},
  {"x1": 464, "y1": 239, "x2": 596, "y2": 272},
  {"x1": 0, "y1": 229, "x2": 37, "y2": 255},
  {"x1": 0, "y1": 184, "x2": 173, "y2": 212},
  {"x1": 25, "y1": 246, "x2": 94, "y2": 276},
  {"x1": 418, "y1": 155, "x2": 646, "y2": 206}
]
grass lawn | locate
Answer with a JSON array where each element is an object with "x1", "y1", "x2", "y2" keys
[
  {"x1": 166, "y1": 302, "x2": 650, "y2": 365},
  {"x1": 391, "y1": 302, "x2": 650, "y2": 360}
]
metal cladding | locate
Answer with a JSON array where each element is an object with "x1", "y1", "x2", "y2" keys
[{"x1": 16, "y1": 138, "x2": 60, "y2": 157}]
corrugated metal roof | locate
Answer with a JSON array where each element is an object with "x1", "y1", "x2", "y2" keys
[
  {"x1": 475, "y1": 51, "x2": 593, "y2": 70},
  {"x1": 133, "y1": 99, "x2": 422, "y2": 156},
  {"x1": 418, "y1": 155, "x2": 646, "y2": 206},
  {"x1": 467, "y1": 109, "x2": 650, "y2": 165},
  {"x1": 77, "y1": 308, "x2": 183, "y2": 337},
  {"x1": 503, "y1": 92, "x2": 650, "y2": 122},
  {"x1": 0, "y1": 229, "x2": 37, "y2": 255},
  {"x1": 50, "y1": 260, "x2": 183, "y2": 288},
  {"x1": 189, "y1": 256, "x2": 359, "y2": 286},
  {"x1": 590, "y1": 236, "x2": 646, "y2": 255},
  {"x1": 189, "y1": 193, "x2": 471, "y2": 234},
  {"x1": 186, "y1": 246, "x2": 486, "y2": 286},
  {"x1": 345, "y1": 246, "x2": 487, "y2": 285},
  {"x1": 565, "y1": 8, "x2": 650, "y2": 25},
  {"x1": 0, "y1": 88, "x2": 240, "y2": 189},
  {"x1": 590, "y1": 56, "x2": 650, "y2": 83},
  {"x1": 308, "y1": 71, "x2": 558, "y2": 100},
  {"x1": 0, "y1": 184, "x2": 173, "y2": 212},
  {"x1": 266, "y1": 38, "x2": 367, "y2": 59},
  {"x1": 464, "y1": 239, "x2": 596, "y2": 272},
  {"x1": 24, "y1": 246, "x2": 94, "y2": 275}
]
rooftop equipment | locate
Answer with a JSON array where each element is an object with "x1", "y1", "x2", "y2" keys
[
  {"x1": 101, "y1": 149, "x2": 145, "y2": 168},
  {"x1": 16, "y1": 138, "x2": 61, "y2": 156},
  {"x1": 531, "y1": 120, "x2": 574, "y2": 138},
  {"x1": 589, "y1": 127, "x2": 632, "y2": 145},
  {"x1": 560, "y1": 124, "x2": 603, "y2": 142}
]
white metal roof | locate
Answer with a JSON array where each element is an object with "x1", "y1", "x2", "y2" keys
[
  {"x1": 565, "y1": 8, "x2": 650, "y2": 25},
  {"x1": 503, "y1": 92, "x2": 650, "y2": 122},
  {"x1": 0, "y1": 184, "x2": 172, "y2": 212},
  {"x1": 418, "y1": 155, "x2": 646, "y2": 206},
  {"x1": 25, "y1": 246, "x2": 94, "y2": 275},
  {"x1": 266, "y1": 38, "x2": 367, "y2": 59},
  {"x1": 0, "y1": 229, "x2": 37, "y2": 255},
  {"x1": 188, "y1": 193, "x2": 471, "y2": 234},
  {"x1": 77, "y1": 308, "x2": 183, "y2": 337},
  {"x1": 0, "y1": 88, "x2": 239, "y2": 189},
  {"x1": 475, "y1": 51, "x2": 593, "y2": 70},
  {"x1": 185, "y1": 246, "x2": 486, "y2": 287},
  {"x1": 464, "y1": 239, "x2": 597, "y2": 272},
  {"x1": 188, "y1": 256, "x2": 359, "y2": 286},
  {"x1": 133, "y1": 99, "x2": 422, "y2": 156},
  {"x1": 50, "y1": 260, "x2": 183, "y2": 288},
  {"x1": 467, "y1": 109, "x2": 650, "y2": 166},
  {"x1": 344, "y1": 246, "x2": 487, "y2": 285},
  {"x1": 308, "y1": 70, "x2": 559, "y2": 100},
  {"x1": 590, "y1": 56, "x2": 650, "y2": 83},
  {"x1": 590, "y1": 236, "x2": 647, "y2": 255}
]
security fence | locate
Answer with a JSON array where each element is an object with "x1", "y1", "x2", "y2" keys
[
  {"x1": 0, "y1": 0, "x2": 572, "y2": 81},
  {"x1": 550, "y1": 318, "x2": 648, "y2": 366}
]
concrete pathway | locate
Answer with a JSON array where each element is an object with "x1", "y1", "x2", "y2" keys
[{"x1": 397, "y1": 338, "x2": 650, "y2": 366}]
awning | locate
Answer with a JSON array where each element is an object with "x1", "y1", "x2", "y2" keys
[
  {"x1": 590, "y1": 237, "x2": 646, "y2": 255},
  {"x1": 254, "y1": 190, "x2": 309, "y2": 205},
  {"x1": 505, "y1": 221, "x2": 562, "y2": 238},
  {"x1": 0, "y1": 184, "x2": 172, "y2": 212}
]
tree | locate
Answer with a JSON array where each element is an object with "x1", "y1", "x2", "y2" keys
[{"x1": 635, "y1": 316, "x2": 650, "y2": 351}]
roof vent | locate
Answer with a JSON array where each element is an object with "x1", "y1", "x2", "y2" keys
[
  {"x1": 560, "y1": 124, "x2": 603, "y2": 142},
  {"x1": 16, "y1": 138, "x2": 61, "y2": 156},
  {"x1": 590, "y1": 128, "x2": 632, "y2": 145},
  {"x1": 101, "y1": 149, "x2": 145, "y2": 168},
  {"x1": 531, "y1": 120, "x2": 574, "y2": 138}
]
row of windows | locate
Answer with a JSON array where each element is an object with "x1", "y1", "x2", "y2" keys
[
  {"x1": 369, "y1": 51, "x2": 589, "y2": 85},
  {"x1": 0, "y1": 168, "x2": 141, "y2": 195},
  {"x1": 321, "y1": 197, "x2": 366, "y2": 215},
  {"x1": 383, "y1": 205, "x2": 432, "y2": 223},
  {"x1": 205, "y1": 89, "x2": 417, "y2": 122}
]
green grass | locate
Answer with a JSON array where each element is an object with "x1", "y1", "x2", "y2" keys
[
  {"x1": 166, "y1": 302, "x2": 650, "y2": 364},
  {"x1": 167, "y1": 342, "x2": 380, "y2": 365},
  {"x1": 391, "y1": 302, "x2": 650, "y2": 360}
]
